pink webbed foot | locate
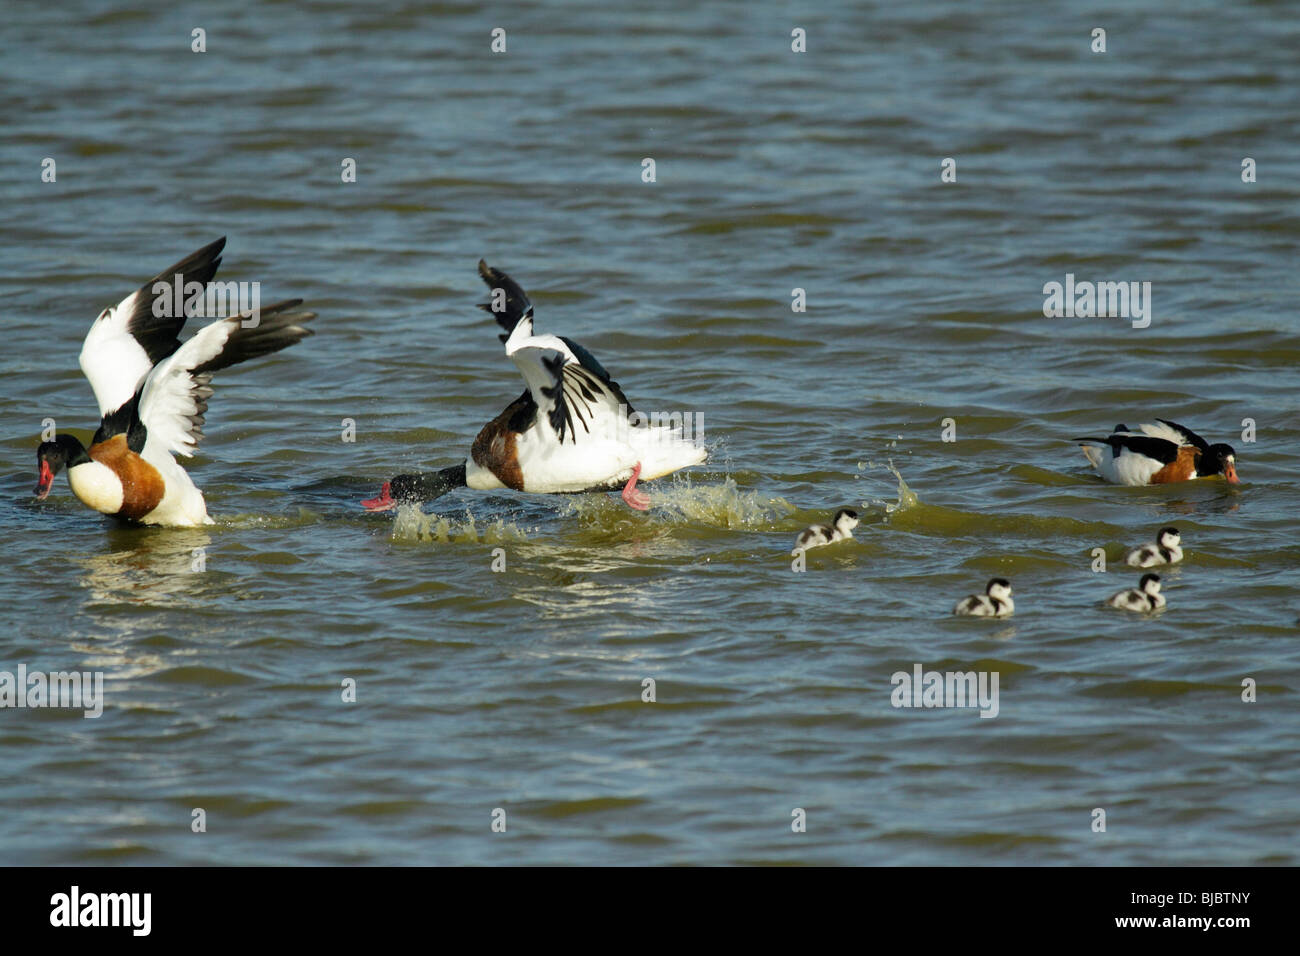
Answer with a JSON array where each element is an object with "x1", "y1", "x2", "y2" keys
[
  {"x1": 362, "y1": 481, "x2": 397, "y2": 512},
  {"x1": 621, "y1": 463, "x2": 650, "y2": 511}
]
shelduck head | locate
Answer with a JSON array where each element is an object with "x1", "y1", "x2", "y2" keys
[
  {"x1": 1139, "y1": 573, "x2": 1162, "y2": 596},
  {"x1": 986, "y1": 578, "x2": 1013, "y2": 602},
  {"x1": 1204, "y1": 443, "x2": 1239, "y2": 484},
  {"x1": 34, "y1": 435, "x2": 89, "y2": 500},
  {"x1": 1157, "y1": 526, "x2": 1181, "y2": 550},
  {"x1": 833, "y1": 508, "x2": 859, "y2": 534}
]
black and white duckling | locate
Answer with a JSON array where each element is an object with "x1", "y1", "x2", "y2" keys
[
  {"x1": 1125, "y1": 526, "x2": 1183, "y2": 568},
  {"x1": 792, "y1": 508, "x2": 859, "y2": 553},
  {"x1": 953, "y1": 578, "x2": 1014, "y2": 617},
  {"x1": 1107, "y1": 573, "x2": 1165, "y2": 612}
]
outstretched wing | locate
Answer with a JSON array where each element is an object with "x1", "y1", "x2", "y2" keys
[
  {"x1": 138, "y1": 300, "x2": 314, "y2": 457},
  {"x1": 78, "y1": 238, "x2": 227, "y2": 416},
  {"x1": 476, "y1": 261, "x2": 636, "y2": 441}
]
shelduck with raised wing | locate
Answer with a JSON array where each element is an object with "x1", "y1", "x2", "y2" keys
[
  {"x1": 34, "y1": 238, "x2": 314, "y2": 526},
  {"x1": 363, "y1": 261, "x2": 707, "y2": 513}
]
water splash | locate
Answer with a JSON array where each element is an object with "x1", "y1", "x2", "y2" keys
[
  {"x1": 856, "y1": 458, "x2": 920, "y2": 516},
  {"x1": 219, "y1": 507, "x2": 321, "y2": 530},
  {"x1": 390, "y1": 505, "x2": 530, "y2": 544},
  {"x1": 562, "y1": 475, "x2": 795, "y2": 530}
]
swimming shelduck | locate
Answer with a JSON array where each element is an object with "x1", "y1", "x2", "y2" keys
[
  {"x1": 1126, "y1": 526, "x2": 1183, "y2": 567},
  {"x1": 1075, "y1": 420, "x2": 1239, "y2": 486},
  {"x1": 34, "y1": 238, "x2": 314, "y2": 526},
  {"x1": 792, "y1": 508, "x2": 859, "y2": 553},
  {"x1": 953, "y1": 578, "x2": 1014, "y2": 617},
  {"x1": 1107, "y1": 573, "x2": 1166, "y2": 612},
  {"x1": 362, "y1": 261, "x2": 707, "y2": 513}
]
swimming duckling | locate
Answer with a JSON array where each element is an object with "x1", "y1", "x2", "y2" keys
[
  {"x1": 1107, "y1": 573, "x2": 1165, "y2": 612},
  {"x1": 953, "y1": 578, "x2": 1014, "y2": 617},
  {"x1": 792, "y1": 508, "x2": 859, "y2": 553},
  {"x1": 1125, "y1": 526, "x2": 1183, "y2": 567}
]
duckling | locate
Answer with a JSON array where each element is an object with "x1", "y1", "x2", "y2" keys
[
  {"x1": 792, "y1": 508, "x2": 859, "y2": 553},
  {"x1": 1126, "y1": 526, "x2": 1183, "y2": 567},
  {"x1": 953, "y1": 578, "x2": 1014, "y2": 617},
  {"x1": 1107, "y1": 573, "x2": 1165, "y2": 612}
]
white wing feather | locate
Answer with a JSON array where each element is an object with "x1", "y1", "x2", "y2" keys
[
  {"x1": 1137, "y1": 421, "x2": 1193, "y2": 445},
  {"x1": 506, "y1": 332, "x2": 624, "y2": 443},
  {"x1": 79, "y1": 295, "x2": 156, "y2": 417},
  {"x1": 138, "y1": 319, "x2": 235, "y2": 458},
  {"x1": 77, "y1": 238, "x2": 226, "y2": 416}
]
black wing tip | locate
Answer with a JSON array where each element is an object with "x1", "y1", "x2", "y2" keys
[
  {"x1": 128, "y1": 237, "x2": 233, "y2": 365},
  {"x1": 152, "y1": 237, "x2": 228, "y2": 284},
  {"x1": 475, "y1": 260, "x2": 534, "y2": 336},
  {"x1": 189, "y1": 304, "x2": 315, "y2": 376},
  {"x1": 262, "y1": 299, "x2": 312, "y2": 318},
  {"x1": 236, "y1": 299, "x2": 316, "y2": 328},
  {"x1": 1154, "y1": 416, "x2": 1192, "y2": 434},
  {"x1": 203, "y1": 236, "x2": 227, "y2": 271},
  {"x1": 476, "y1": 259, "x2": 509, "y2": 297},
  {"x1": 193, "y1": 236, "x2": 227, "y2": 260}
]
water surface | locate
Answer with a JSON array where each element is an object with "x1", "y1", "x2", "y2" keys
[{"x1": 1, "y1": 1, "x2": 1297, "y2": 864}]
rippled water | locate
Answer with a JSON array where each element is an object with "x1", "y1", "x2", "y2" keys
[{"x1": 2, "y1": 1, "x2": 1298, "y2": 864}]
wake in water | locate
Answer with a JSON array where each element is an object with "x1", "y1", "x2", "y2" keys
[
  {"x1": 561, "y1": 474, "x2": 795, "y2": 530},
  {"x1": 384, "y1": 462, "x2": 919, "y2": 543},
  {"x1": 390, "y1": 505, "x2": 531, "y2": 544},
  {"x1": 385, "y1": 461, "x2": 925, "y2": 544}
]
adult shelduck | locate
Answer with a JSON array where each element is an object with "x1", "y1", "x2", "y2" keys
[
  {"x1": 1107, "y1": 573, "x2": 1166, "y2": 612},
  {"x1": 792, "y1": 508, "x2": 859, "y2": 553},
  {"x1": 953, "y1": 578, "x2": 1015, "y2": 617},
  {"x1": 1075, "y1": 420, "x2": 1240, "y2": 486},
  {"x1": 33, "y1": 238, "x2": 314, "y2": 526},
  {"x1": 362, "y1": 261, "x2": 707, "y2": 513},
  {"x1": 1126, "y1": 526, "x2": 1183, "y2": 567}
]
